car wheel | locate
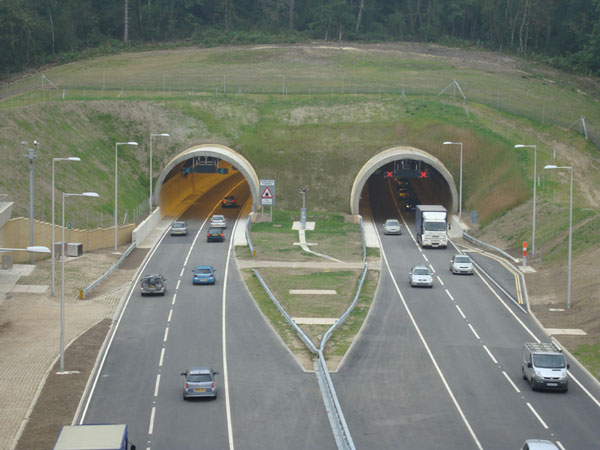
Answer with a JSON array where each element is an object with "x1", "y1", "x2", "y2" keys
[
  {"x1": 530, "y1": 377, "x2": 536, "y2": 391},
  {"x1": 562, "y1": 386, "x2": 568, "y2": 393},
  {"x1": 522, "y1": 367, "x2": 527, "y2": 380},
  {"x1": 213, "y1": 392, "x2": 218, "y2": 400}
]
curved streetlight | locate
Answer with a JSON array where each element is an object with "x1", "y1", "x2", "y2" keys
[
  {"x1": 443, "y1": 141, "x2": 463, "y2": 219},
  {"x1": 544, "y1": 164, "x2": 573, "y2": 309},
  {"x1": 114, "y1": 142, "x2": 138, "y2": 253},
  {"x1": 60, "y1": 191, "x2": 100, "y2": 373},
  {"x1": 52, "y1": 156, "x2": 81, "y2": 296},
  {"x1": 515, "y1": 144, "x2": 537, "y2": 259},
  {"x1": 149, "y1": 133, "x2": 169, "y2": 211}
]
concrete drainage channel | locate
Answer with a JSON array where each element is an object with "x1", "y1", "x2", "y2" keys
[{"x1": 253, "y1": 263, "x2": 368, "y2": 450}]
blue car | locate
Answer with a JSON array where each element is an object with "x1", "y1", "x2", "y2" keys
[{"x1": 192, "y1": 265, "x2": 216, "y2": 285}]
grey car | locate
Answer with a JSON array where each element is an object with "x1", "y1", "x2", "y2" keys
[
  {"x1": 170, "y1": 220, "x2": 188, "y2": 236},
  {"x1": 449, "y1": 254, "x2": 474, "y2": 274},
  {"x1": 383, "y1": 219, "x2": 402, "y2": 235},
  {"x1": 140, "y1": 274, "x2": 167, "y2": 296},
  {"x1": 409, "y1": 265, "x2": 434, "y2": 288},
  {"x1": 181, "y1": 367, "x2": 218, "y2": 400},
  {"x1": 520, "y1": 440, "x2": 559, "y2": 450}
]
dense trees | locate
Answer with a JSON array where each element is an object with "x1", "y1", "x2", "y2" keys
[{"x1": 1, "y1": 0, "x2": 599, "y2": 76}]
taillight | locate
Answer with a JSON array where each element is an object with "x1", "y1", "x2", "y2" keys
[
  {"x1": 211, "y1": 381, "x2": 215, "y2": 388},
  {"x1": 207, "y1": 233, "x2": 210, "y2": 237},
  {"x1": 184, "y1": 383, "x2": 189, "y2": 388},
  {"x1": 219, "y1": 233, "x2": 224, "y2": 237},
  {"x1": 209, "y1": 274, "x2": 214, "y2": 278}
]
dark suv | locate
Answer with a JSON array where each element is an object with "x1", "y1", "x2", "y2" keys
[{"x1": 221, "y1": 195, "x2": 236, "y2": 208}]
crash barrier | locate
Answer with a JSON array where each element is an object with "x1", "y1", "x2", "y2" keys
[
  {"x1": 246, "y1": 212, "x2": 255, "y2": 257},
  {"x1": 82, "y1": 242, "x2": 136, "y2": 298},
  {"x1": 461, "y1": 231, "x2": 529, "y2": 310},
  {"x1": 253, "y1": 262, "x2": 368, "y2": 450},
  {"x1": 463, "y1": 231, "x2": 518, "y2": 263}
]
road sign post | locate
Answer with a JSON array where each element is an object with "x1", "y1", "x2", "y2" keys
[{"x1": 260, "y1": 179, "x2": 275, "y2": 222}]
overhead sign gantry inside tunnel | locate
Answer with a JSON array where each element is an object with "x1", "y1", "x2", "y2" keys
[
  {"x1": 350, "y1": 146, "x2": 458, "y2": 216},
  {"x1": 153, "y1": 144, "x2": 260, "y2": 217}
]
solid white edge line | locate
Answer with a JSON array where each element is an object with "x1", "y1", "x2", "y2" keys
[
  {"x1": 148, "y1": 406, "x2": 156, "y2": 434},
  {"x1": 159, "y1": 348, "x2": 165, "y2": 367},
  {"x1": 526, "y1": 402, "x2": 549, "y2": 429},
  {"x1": 79, "y1": 224, "x2": 170, "y2": 423},
  {"x1": 163, "y1": 327, "x2": 169, "y2": 343},
  {"x1": 455, "y1": 304, "x2": 466, "y2": 319},
  {"x1": 445, "y1": 289, "x2": 455, "y2": 301},
  {"x1": 468, "y1": 324, "x2": 481, "y2": 340},
  {"x1": 222, "y1": 212, "x2": 238, "y2": 450},
  {"x1": 502, "y1": 371, "x2": 520, "y2": 393},
  {"x1": 449, "y1": 243, "x2": 600, "y2": 410},
  {"x1": 377, "y1": 232, "x2": 484, "y2": 450},
  {"x1": 154, "y1": 374, "x2": 161, "y2": 397},
  {"x1": 482, "y1": 345, "x2": 497, "y2": 364}
]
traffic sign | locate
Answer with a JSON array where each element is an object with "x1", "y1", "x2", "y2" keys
[{"x1": 259, "y1": 179, "x2": 276, "y2": 206}]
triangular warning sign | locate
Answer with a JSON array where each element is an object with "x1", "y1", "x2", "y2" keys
[{"x1": 261, "y1": 187, "x2": 273, "y2": 199}]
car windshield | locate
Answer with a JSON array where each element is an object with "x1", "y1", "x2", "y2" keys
[
  {"x1": 195, "y1": 268, "x2": 212, "y2": 274},
  {"x1": 143, "y1": 277, "x2": 162, "y2": 285},
  {"x1": 533, "y1": 354, "x2": 566, "y2": 369},
  {"x1": 413, "y1": 268, "x2": 430, "y2": 275},
  {"x1": 212, "y1": 216, "x2": 224, "y2": 220},
  {"x1": 173, "y1": 222, "x2": 184, "y2": 228},
  {"x1": 424, "y1": 222, "x2": 446, "y2": 231},
  {"x1": 209, "y1": 228, "x2": 220, "y2": 234},
  {"x1": 455, "y1": 256, "x2": 471, "y2": 263},
  {"x1": 188, "y1": 374, "x2": 212, "y2": 383},
  {"x1": 386, "y1": 220, "x2": 399, "y2": 227}
]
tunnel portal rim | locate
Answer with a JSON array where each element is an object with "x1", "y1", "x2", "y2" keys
[
  {"x1": 350, "y1": 146, "x2": 458, "y2": 215},
  {"x1": 154, "y1": 143, "x2": 260, "y2": 212}
]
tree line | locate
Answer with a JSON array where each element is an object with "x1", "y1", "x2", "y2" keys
[{"x1": 2, "y1": 0, "x2": 600, "y2": 76}]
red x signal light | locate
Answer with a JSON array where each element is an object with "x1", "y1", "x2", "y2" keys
[
  {"x1": 419, "y1": 170, "x2": 428, "y2": 179},
  {"x1": 385, "y1": 171, "x2": 393, "y2": 178}
]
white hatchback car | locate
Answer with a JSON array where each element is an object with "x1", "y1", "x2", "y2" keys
[
  {"x1": 210, "y1": 214, "x2": 227, "y2": 228},
  {"x1": 449, "y1": 254, "x2": 474, "y2": 275},
  {"x1": 383, "y1": 219, "x2": 402, "y2": 235},
  {"x1": 409, "y1": 265, "x2": 433, "y2": 288}
]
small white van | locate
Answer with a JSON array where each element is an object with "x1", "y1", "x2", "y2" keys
[{"x1": 522, "y1": 342, "x2": 569, "y2": 392}]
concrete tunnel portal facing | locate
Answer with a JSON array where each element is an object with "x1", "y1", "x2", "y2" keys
[
  {"x1": 153, "y1": 144, "x2": 260, "y2": 214},
  {"x1": 351, "y1": 146, "x2": 458, "y2": 216}
]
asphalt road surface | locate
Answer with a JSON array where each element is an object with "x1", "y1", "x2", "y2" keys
[
  {"x1": 332, "y1": 177, "x2": 600, "y2": 450},
  {"x1": 81, "y1": 174, "x2": 335, "y2": 450}
]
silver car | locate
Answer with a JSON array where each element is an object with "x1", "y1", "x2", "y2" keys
[
  {"x1": 409, "y1": 265, "x2": 434, "y2": 288},
  {"x1": 210, "y1": 214, "x2": 227, "y2": 228},
  {"x1": 181, "y1": 367, "x2": 218, "y2": 400},
  {"x1": 449, "y1": 254, "x2": 474, "y2": 275},
  {"x1": 383, "y1": 219, "x2": 402, "y2": 235},
  {"x1": 170, "y1": 220, "x2": 188, "y2": 236},
  {"x1": 140, "y1": 274, "x2": 167, "y2": 296},
  {"x1": 520, "y1": 440, "x2": 559, "y2": 450}
]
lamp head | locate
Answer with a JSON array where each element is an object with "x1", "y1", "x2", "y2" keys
[
  {"x1": 82, "y1": 192, "x2": 100, "y2": 198},
  {"x1": 442, "y1": 141, "x2": 453, "y2": 145},
  {"x1": 544, "y1": 165, "x2": 558, "y2": 170},
  {"x1": 26, "y1": 246, "x2": 51, "y2": 254},
  {"x1": 128, "y1": 141, "x2": 139, "y2": 146},
  {"x1": 159, "y1": 133, "x2": 170, "y2": 137},
  {"x1": 68, "y1": 157, "x2": 81, "y2": 161}
]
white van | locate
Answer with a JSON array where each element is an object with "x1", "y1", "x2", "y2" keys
[{"x1": 522, "y1": 342, "x2": 569, "y2": 392}]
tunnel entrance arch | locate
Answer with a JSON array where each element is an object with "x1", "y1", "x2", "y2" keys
[
  {"x1": 350, "y1": 146, "x2": 458, "y2": 215},
  {"x1": 154, "y1": 144, "x2": 260, "y2": 213}
]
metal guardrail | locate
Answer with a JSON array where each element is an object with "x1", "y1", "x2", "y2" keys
[
  {"x1": 246, "y1": 212, "x2": 255, "y2": 257},
  {"x1": 253, "y1": 262, "x2": 368, "y2": 450},
  {"x1": 82, "y1": 242, "x2": 136, "y2": 298},
  {"x1": 463, "y1": 231, "x2": 518, "y2": 263},
  {"x1": 252, "y1": 269, "x2": 317, "y2": 353}
]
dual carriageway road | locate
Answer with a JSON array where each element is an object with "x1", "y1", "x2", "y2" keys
[{"x1": 80, "y1": 174, "x2": 600, "y2": 449}]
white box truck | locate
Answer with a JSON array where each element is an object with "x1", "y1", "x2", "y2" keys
[
  {"x1": 522, "y1": 342, "x2": 569, "y2": 392},
  {"x1": 53, "y1": 424, "x2": 135, "y2": 450},
  {"x1": 415, "y1": 205, "x2": 448, "y2": 248}
]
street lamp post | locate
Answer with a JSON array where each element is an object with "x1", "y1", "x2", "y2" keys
[
  {"x1": 299, "y1": 188, "x2": 307, "y2": 230},
  {"x1": 114, "y1": 142, "x2": 138, "y2": 253},
  {"x1": 544, "y1": 164, "x2": 573, "y2": 309},
  {"x1": 149, "y1": 133, "x2": 169, "y2": 212},
  {"x1": 443, "y1": 141, "x2": 463, "y2": 219},
  {"x1": 515, "y1": 144, "x2": 538, "y2": 260},
  {"x1": 22, "y1": 140, "x2": 39, "y2": 263},
  {"x1": 60, "y1": 192, "x2": 99, "y2": 373},
  {"x1": 51, "y1": 157, "x2": 81, "y2": 296}
]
